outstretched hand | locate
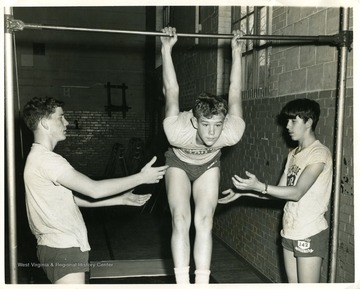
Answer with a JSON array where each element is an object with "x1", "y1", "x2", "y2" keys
[
  {"x1": 218, "y1": 188, "x2": 242, "y2": 204},
  {"x1": 232, "y1": 171, "x2": 263, "y2": 192},
  {"x1": 160, "y1": 26, "x2": 178, "y2": 48},
  {"x1": 119, "y1": 190, "x2": 152, "y2": 206},
  {"x1": 140, "y1": 156, "x2": 168, "y2": 184}
]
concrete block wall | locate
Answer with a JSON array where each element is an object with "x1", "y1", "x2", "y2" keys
[{"x1": 213, "y1": 7, "x2": 354, "y2": 283}]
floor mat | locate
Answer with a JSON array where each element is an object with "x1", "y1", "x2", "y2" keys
[
  {"x1": 89, "y1": 259, "x2": 217, "y2": 284},
  {"x1": 90, "y1": 259, "x2": 173, "y2": 279}
]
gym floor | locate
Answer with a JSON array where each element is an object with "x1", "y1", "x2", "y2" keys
[
  {"x1": 15, "y1": 191, "x2": 270, "y2": 284},
  {"x1": 84, "y1": 198, "x2": 271, "y2": 284}
]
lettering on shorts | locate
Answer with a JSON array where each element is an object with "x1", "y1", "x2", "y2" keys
[{"x1": 295, "y1": 239, "x2": 314, "y2": 254}]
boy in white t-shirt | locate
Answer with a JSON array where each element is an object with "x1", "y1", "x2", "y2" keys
[
  {"x1": 219, "y1": 98, "x2": 333, "y2": 283},
  {"x1": 23, "y1": 97, "x2": 168, "y2": 284}
]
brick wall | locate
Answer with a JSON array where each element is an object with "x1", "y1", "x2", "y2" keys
[
  {"x1": 54, "y1": 110, "x2": 148, "y2": 177},
  {"x1": 213, "y1": 7, "x2": 354, "y2": 283}
]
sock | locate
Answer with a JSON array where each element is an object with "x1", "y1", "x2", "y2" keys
[
  {"x1": 195, "y1": 269, "x2": 211, "y2": 284},
  {"x1": 174, "y1": 266, "x2": 190, "y2": 284}
]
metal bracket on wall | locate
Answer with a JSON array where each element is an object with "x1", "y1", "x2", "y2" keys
[
  {"x1": 4, "y1": 14, "x2": 20, "y2": 34},
  {"x1": 104, "y1": 82, "x2": 131, "y2": 118},
  {"x1": 333, "y1": 30, "x2": 353, "y2": 51}
]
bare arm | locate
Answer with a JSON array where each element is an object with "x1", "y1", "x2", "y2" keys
[
  {"x1": 231, "y1": 163, "x2": 325, "y2": 201},
  {"x1": 219, "y1": 163, "x2": 324, "y2": 204},
  {"x1": 277, "y1": 172, "x2": 287, "y2": 187},
  {"x1": 227, "y1": 30, "x2": 244, "y2": 118},
  {"x1": 161, "y1": 26, "x2": 179, "y2": 118},
  {"x1": 218, "y1": 188, "x2": 269, "y2": 204},
  {"x1": 74, "y1": 190, "x2": 151, "y2": 207},
  {"x1": 57, "y1": 156, "x2": 168, "y2": 200}
]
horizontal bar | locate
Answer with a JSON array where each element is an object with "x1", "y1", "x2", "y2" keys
[{"x1": 9, "y1": 19, "x2": 339, "y2": 44}]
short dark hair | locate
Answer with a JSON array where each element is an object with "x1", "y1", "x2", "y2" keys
[
  {"x1": 279, "y1": 98, "x2": 320, "y2": 131},
  {"x1": 192, "y1": 92, "x2": 228, "y2": 119},
  {"x1": 23, "y1": 97, "x2": 64, "y2": 131}
]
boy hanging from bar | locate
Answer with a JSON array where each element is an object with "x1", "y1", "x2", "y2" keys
[{"x1": 160, "y1": 26, "x2": 246, "y2": 284}]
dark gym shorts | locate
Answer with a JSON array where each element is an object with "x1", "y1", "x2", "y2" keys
[
  {"x1": 281, "y1": 229, "x2": 329, "y2": 258},
  {"x1": 37, "y1": 245, "x2": 89, "y2": 283},
  {"x1": 165, "y1": 148, "x2": 221, "y2": 182}
]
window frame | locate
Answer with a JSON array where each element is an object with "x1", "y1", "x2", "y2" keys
[{"x1": 231, "y1": 6, "x2": 272, "y2": 96}]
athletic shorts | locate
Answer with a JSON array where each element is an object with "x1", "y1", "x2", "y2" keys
[
  {"x1": 165, "y1": 148, "x2": 221, "y2": 182},
  {"x1": 37, "y1": 245, "x2": 89, "y2": 283},
  {"x1": 281, "y1": 229, "x2": 329, "y2": 258}
]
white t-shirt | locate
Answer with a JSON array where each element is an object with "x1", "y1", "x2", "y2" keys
[
  {"x1": 24, "y1": 143, "x2": 90, "y2": 252},
  {"x1": 280, "y1": 140, "x2": 333, "y2": 240},
  {"x1": 163, "y1": 111, "x2": 245, "y2": 165}
]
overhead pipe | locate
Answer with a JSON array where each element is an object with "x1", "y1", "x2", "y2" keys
[
  {"x1": 4, "y1": 6, "x2": 18, "y2": 284},
  {"x1": 6, "y1": 18, "x2": 345, "y2": 46}
]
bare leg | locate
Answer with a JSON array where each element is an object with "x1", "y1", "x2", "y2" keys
[
  {"x1": 165, "y1": 168, "x2": 192, "y2": 269},
  {"x1": 192, "y1": 168, "x2": 220, "y2": 283},
  {"x1": 284, "y1": 247, "x2": 322, "y2": 283},
  {"x1": 283, "y1": 248, "x2": 298, "y2": 283},
  {"x1": 55, "y1": 272, "x2": 85, "y2": 284},
  {"x1": 297, "y1": 256, "x2": 322, "y2": 283}
]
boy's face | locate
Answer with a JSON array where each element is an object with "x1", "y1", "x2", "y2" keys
[
  {"x1": 45, "y1": 107, "x2": 69, "y2": 142},
  {"x1": 193, "y1": 114, "x2": 225, "y2": 147},
  {"x1": 286, "y1": 115, "x2": 311, "y2": 141}
]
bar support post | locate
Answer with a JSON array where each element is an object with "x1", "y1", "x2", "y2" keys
[{"x1": 4, "y1": 6, "x2": 18, "y2": 284}]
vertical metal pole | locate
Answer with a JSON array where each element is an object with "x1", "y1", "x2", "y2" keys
[
  {"x1": 328, "y1": 7, "x2": 350, "y2": 283},
  {"x1": 4, "y1": 6, "x2": 18, "y2": 284}
]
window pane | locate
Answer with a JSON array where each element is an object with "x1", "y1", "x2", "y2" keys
[
  {"x1": 233, "y1": 22, "x2": 240, "y2": 30},
  {"x1": 248, "y1": 14, "x2": 254, "y2": 50},
  {"x1": 259, "y1": 7, "x2": 267, "y2": 46},
  {"x1": 240, "y1": 6, "x2": 248, "y2": 18},
  {"x1": 240, "y1": 19, "x2": 247, "y2": 33},
  {"x1": 240, "y1": 19, "x2": 247, "y2": 51},
  {"x1": 232, "y1": 6, "x2": 271, "y2": 93}
]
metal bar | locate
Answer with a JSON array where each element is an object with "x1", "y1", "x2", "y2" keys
[
  {"x1": 4, "y1": 7, "x2": 18, "y2": 284},
  {"x1": 328, "y1": 7, "x2": 350, "y2": 283},
  {"x1": 9, "y1": 19, "x2": 339, "y2": 44}
]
